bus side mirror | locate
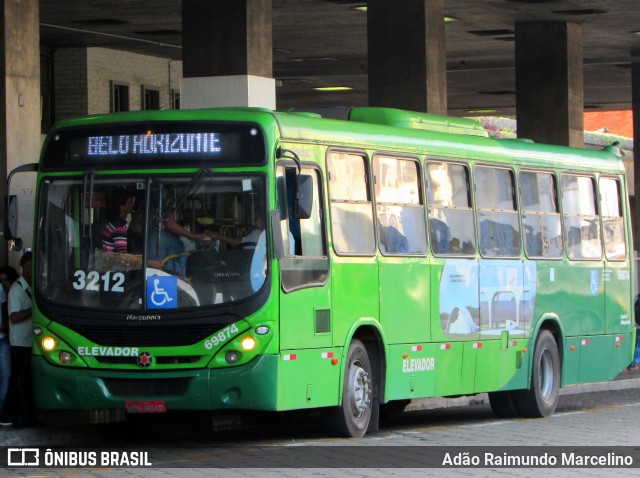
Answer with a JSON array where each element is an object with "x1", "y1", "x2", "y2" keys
[
  {"x1": 4, "y1": 162, "x2": 37, "y2": 250},
  {"x1": 4, "y1": 195, "x2": 17, "y2": 241},
  {"x1": 4, "y1": 195, "x2": 23, "y2": 251},
  {"x1": 294, "y1": 174, "x2": 313, "y2": 220}
]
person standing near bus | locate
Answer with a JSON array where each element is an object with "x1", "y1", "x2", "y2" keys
[
  {"x1": 0, "y1": 265, "x2": 18, "y2": 426},
  {"x1": 8, "y1": 252, "x2": 37, "y2": 426},
  {"x1": 0, "y1": 269, "x2": 10, "y2": 426}
]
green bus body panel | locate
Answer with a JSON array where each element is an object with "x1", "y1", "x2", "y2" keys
[
  {"x1": 280, "y1": 285, "x2": 332, "y2": 350},
  {"x1": 562, "y1": 334, "x2": 631, "y2": 386},
  {"x1": 330, "y1": 257, "x2": 379, "y2": 347},
  {"x1": 30, "y1": 107, "x2": 634, "y2": 417},
  {"x1": 474, "y1": 338, "x2": 527, "y2": 393},
  {"x1": 605, "y1": 261, "x2": 633, "y2": 334},
  {"x1": 434, "y1": 342, "x2": 466, "y2": 396},
  {"x1": 577, "y1": 336, "x2": 612, "y2": 383},
  {"x1": 385, "y1": 344, "x2": 436, "y2": 400},
  {"x1": 379, "y1": 257, "x2": 431, "y2": 344},
  {"x1": 276, "y1": 349, "x2": 341, "y2": 410}
]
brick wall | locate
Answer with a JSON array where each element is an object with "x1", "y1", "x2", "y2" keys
[
  {"x1": 53, "y1": 48, "x2": 89, "y2": 120},
  {"x1": 584, "y1": 111, "x2": 633, "y2": 138},
  {"x1": 54, "y1": 47, "x2": 183, "y2": 121},
  {"x1": 87, "y1": 48, "x2": 183, "y2": 114}
]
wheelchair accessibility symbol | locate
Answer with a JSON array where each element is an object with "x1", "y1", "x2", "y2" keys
[{"x1": 147, "y1": 276, "x2": 177, "y2": 309}]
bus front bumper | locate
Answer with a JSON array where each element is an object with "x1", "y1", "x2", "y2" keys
[{"x1": 32, "y1": 354, "x2": 279, "y2": 412}]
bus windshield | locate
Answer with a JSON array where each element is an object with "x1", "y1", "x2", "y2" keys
[{"x1": 36, "y1": 172, "x2": 267, "y2": 312}]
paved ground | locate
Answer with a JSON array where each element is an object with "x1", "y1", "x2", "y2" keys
[{"x1": 0, "y1": 368, "x2": 639, "y2": 477}]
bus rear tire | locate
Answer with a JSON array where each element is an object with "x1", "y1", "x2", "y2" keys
[
  {"x1": 488, "y1": 391, "x2": 520, "y2": 418},
  {"x1": 514, "y1": 330, "x2": 561, "y2": 418},
  {"x1": 325, "y1": 339, "x2": 373, "y2": 438}
]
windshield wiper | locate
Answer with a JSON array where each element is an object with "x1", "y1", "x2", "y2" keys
[{"x1": 174, "y1": 168, "x2": 214, "y2": 208}]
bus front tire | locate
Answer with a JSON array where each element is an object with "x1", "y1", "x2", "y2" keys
[
  {"x1": 325, "y1": 339, "x2": 373, "y2": 438},
  {"x1": 514, "y1": 330, "x2": 561, "y2": 418}
]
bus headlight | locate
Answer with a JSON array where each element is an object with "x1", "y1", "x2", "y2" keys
[
  {"x1": 241, "y1": 336, "x2": 256, "y2": 351},
  {"x1": 42, "y1": 336, "x2": 56, "y2": 351}
]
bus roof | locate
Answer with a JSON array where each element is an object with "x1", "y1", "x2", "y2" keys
[
  {"x1": 47, "y1": 106, "x2": 625, "y2": 174},
  {"x1": 272, "y1": 108, "x2": 625, "y2": 174}
]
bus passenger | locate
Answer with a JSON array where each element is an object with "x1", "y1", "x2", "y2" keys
[
  {"x1": 102, "y1": 187, "x2": 136, "y2": 254},
  {"x1": 147, "y1": 196, "x2": 213, "y2": 273},
  {"x1": 209, "y1": 214, "x2": 263, "y2": 249},
  {"x1": 379, "y1": 224, "x2": 409, "y2": 253}
]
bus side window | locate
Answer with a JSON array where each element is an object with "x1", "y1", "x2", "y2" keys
[
  {"x1": 373, "y1": 155, "x2": 427, "y2": 255},
  {"x1": 600, "y1": 177, "x2": 626, "y2": 261},
  {"x1": 561, "y1": 174, "x2": 602, "y2": 260},
  {"x1": 519, "y1": 171, "x2": 563, "y2": 259},
  {"x1": 426, "y1": 161, "x2": 476, "y2": 256},
  {"x1": 475, "y1": 166, "x2": 521, "y2": 258},
  {"x1": 277, "y1": 165, "x2": 328, "y2": 292},
  {"x1": 327, "y1": 151, "x2": 375, "y2": 255}
]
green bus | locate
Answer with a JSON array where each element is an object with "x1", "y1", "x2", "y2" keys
[{"x1": 7, "y1": 106, "x2": 635, "y2": 437}]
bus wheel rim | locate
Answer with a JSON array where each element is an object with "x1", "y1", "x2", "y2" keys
[
  {"x1": 348, "y1": 361, "x2": 370, "y2": 421},
  {"x1": 539, "y1": 349, "x2": 554, "y2": 401}
]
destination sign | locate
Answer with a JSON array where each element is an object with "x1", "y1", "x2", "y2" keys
[
  {"x1": 87, "y1": 133, "x2": 222, "y2": 157},
  {"x1": 42, "y1": 121, "x2": 266, "y2": 169}
]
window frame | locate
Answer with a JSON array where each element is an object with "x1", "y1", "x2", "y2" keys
[
  {"x1": 372, "y1": 152, "x2": 427, "y2": 257},
  {"x1": 326, "y1": 148, "x2": 376, "y2": 257},
  {"x1": 599, "y1": 175, "x2": 627, "y2": 262},
  {"x1": 473, "y1": 163, "x2": 522, "y2": 259},
  {"x1": 560, "y1": 172, "x2": 602, "y2": 261},
  {"x1": 141, "y1": 85, "x2": 161, "y2": 111},
  {"x1": 277, "y1": 161, "x2": 330, "y2": 293},
  {"x1": 110, "y1": 81, "x2": 130, "y2": 113},
  {"x1": 518, "y1": 168, "x2": 564, "y2": 260},
  {"x1": 425, "y1": 158, "x2": 476, "y2": 257}
]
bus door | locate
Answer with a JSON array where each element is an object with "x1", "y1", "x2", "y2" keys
[
  {"x1": 326, "y1": 150, "x2": 379, "y2": 348},
  {"x1": 476, "y1": 260, "x2": 528, "y2": 392},
  {"x1": 473, "y1": 165, "x2": 526, "y2": 393},
  {"x1": 560, "y1": 174, "x2": 607, "y2": 383},
  {"x1": 436, "y1": 258, "x2": 479, "y2": 396},
  {"x1": 276, "y1": 164, "x2": 333, "y2": 410},
  {"x1": 373, "y1": 155, "x2": 432, "y2": 400},
  {"x1": 600, "y1": 176, "x2": 633, "y2": 374},
  {"x1": 426, "y1": 160, "x2": 478, "y2": 396}
]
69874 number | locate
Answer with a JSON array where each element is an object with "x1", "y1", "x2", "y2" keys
[
  {"x1": 204, "y1": 324, "x2": 240, "y2": 349},
  {"x1": 72, "y1": 270, "x2": 126, "y2": 293}
]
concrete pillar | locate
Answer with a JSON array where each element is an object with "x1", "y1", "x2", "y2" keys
[
  {"x1": 367, "y1": 0, "x2": 447, "y2": 114},
  {"x1": 632, "y1": 58, "x2": 640, "y2": 255},
  {"x1": 0, "y1": 0, "x2": 40, "y2": 263},
  {"x1": 515, "y1": 21, "x2": 584, "y2": 147},
  {"x1": 181, "y1": 0, "x2": 275, "y2": 109}
]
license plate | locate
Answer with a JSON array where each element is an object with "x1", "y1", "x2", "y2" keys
[{"x1": 125, "y1": 400, "x2": 167, "y2": 414}]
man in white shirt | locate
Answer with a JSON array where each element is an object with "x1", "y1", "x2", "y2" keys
[
  {"x1": 0, "y1": 283, "x2": 10, "y2": 426},
  {"x1": 8, "y1": 251, "x2": 36, "y2": 426}
]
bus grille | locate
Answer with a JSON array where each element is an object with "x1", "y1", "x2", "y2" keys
[
  {"x1": 102, "y1": 377, "x2": 191, "y2": 397},
  {"x1": 67, "y1": 324, "x2": 224, "y2": 347},
  {"x1": 95, "y1": 356, "x2": 202, "y2": 365}
]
